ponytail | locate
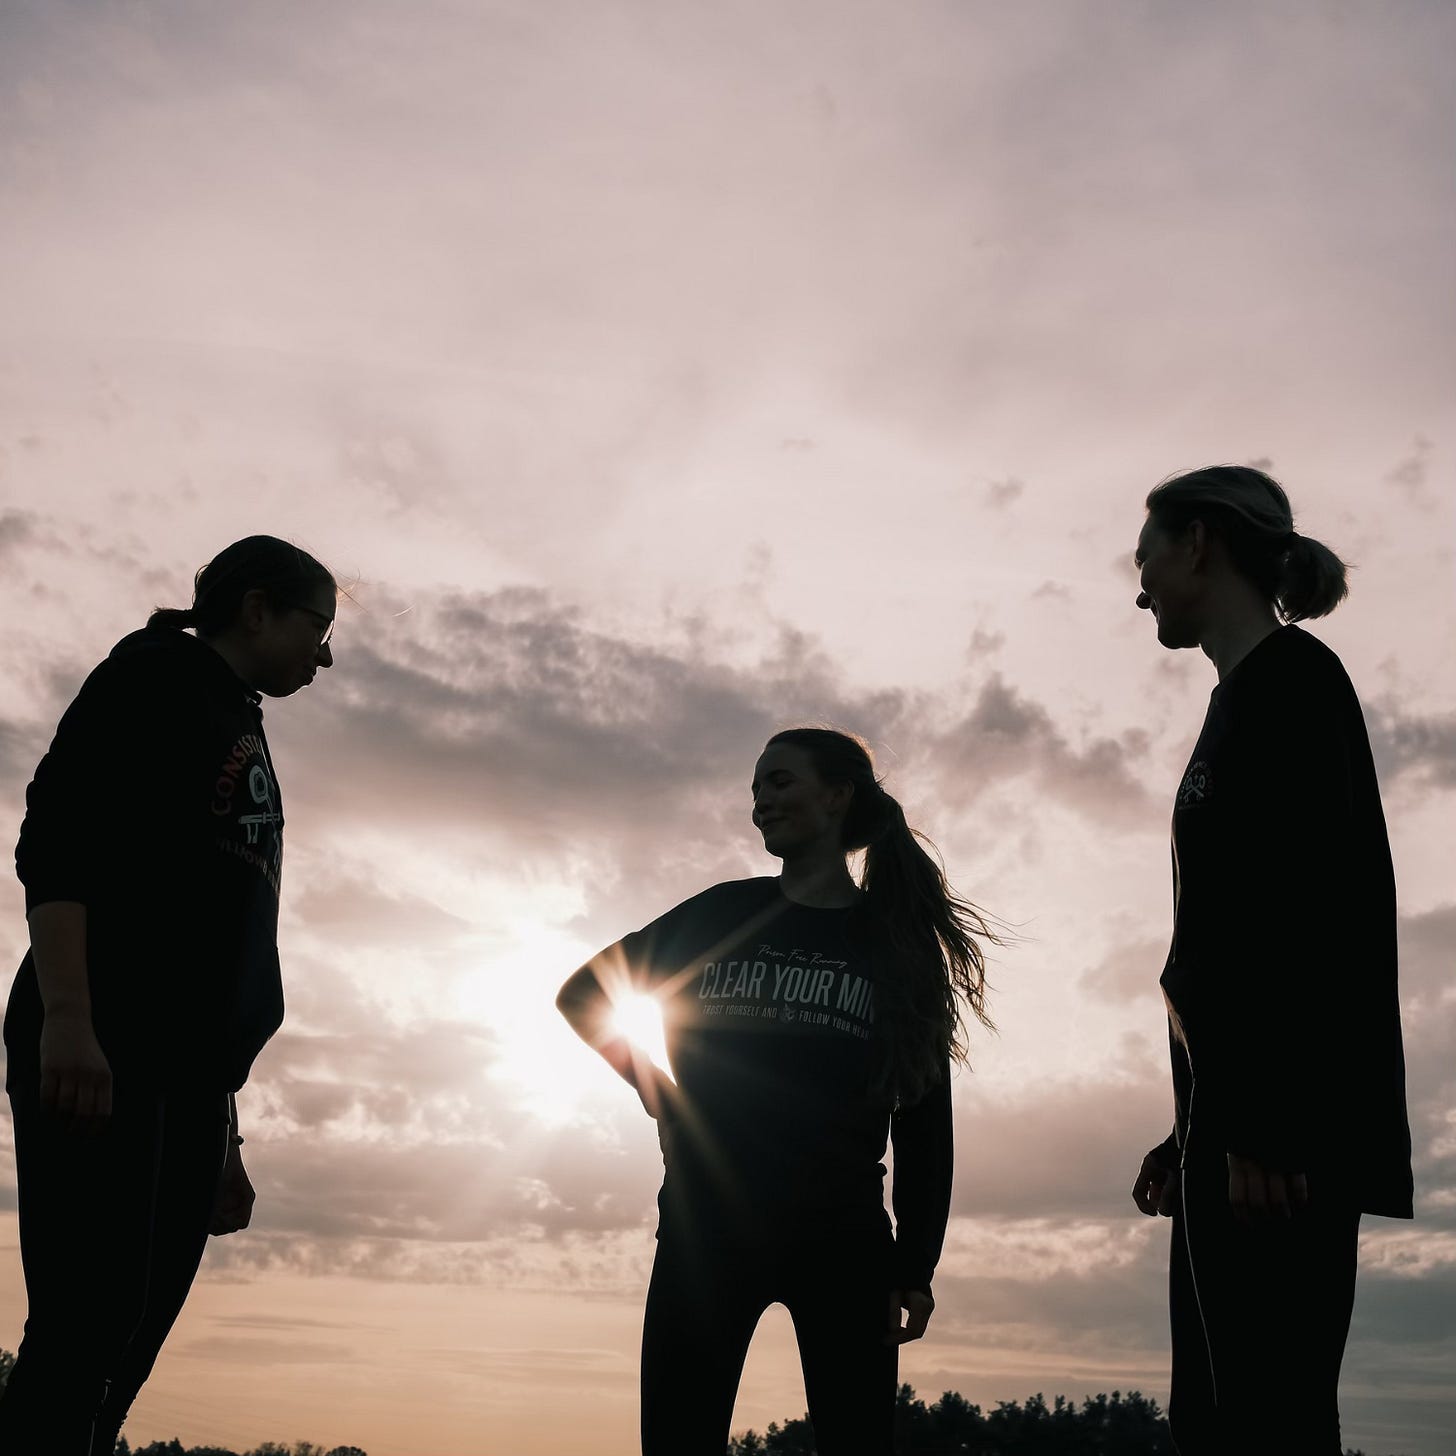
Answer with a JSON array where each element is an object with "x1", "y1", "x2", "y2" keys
[
  {"x1": 1146, "y1": 466, "x2": 1349, "y2": 622},
  {"x1": 1278, "y1": 532, "x2": 1349, "y2": 621},
  {"x1": 860, "y1": 793, "x2": 997, "y2": 1102},
  {"x1": 765, "y1": 727, "x2": 998, "y2": 1104},
  {"x1": 147, "y1": 605, "x2": 199, "y2": 630}
]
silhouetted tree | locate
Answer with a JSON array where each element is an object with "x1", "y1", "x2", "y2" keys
[
  {"x1": 729, "y1": 1386, "x2": 1399, "y2": 1456},
  {"x1": 731, "y1": 1385, "x2": 1177, "y2": 1454},
  {"x1": 119, "y1": 1443, "x2": 369, "y2": 1456}
]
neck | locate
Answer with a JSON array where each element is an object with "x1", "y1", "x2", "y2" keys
[
  {"x1": 778, "y1": 847, "x2": 858, "y2": 908},
  {"x1": 1199, "y1": 588, "x2": 1282, "y2": 682},
  {"x1": 198, "y1": 630, "x2": 258, "y2": 689}
]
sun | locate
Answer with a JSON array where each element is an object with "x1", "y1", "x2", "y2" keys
[
  {"x1": 610, "y1": 992, "x2": 672, "y2": 1078},
  {"x1": 445, "y1": 908, "x2": 677, "y2": 1124}
]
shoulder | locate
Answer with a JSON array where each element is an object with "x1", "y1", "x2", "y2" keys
[
  {"x1": 1262, "y1": 624, "x2": 1349, "y2": 678},
  {"x1": 108, "y1": 625, "x2": 210, "y2": 678},
  {"x1": 1232, "y1": 628, "x2": 1375, "y2": 794},
  {"x1": 49, "y1": 632, "x2": 161, "y2": 718},
  {"x1": 1238, "y1": 626, "x2": 1359, "y2": 715},
  {"x1": 80, "y1": 628, "x2": 200, "y2": 699},
  {"x1": 694, "y1": 876, "x2": 780, "y2": 907},
  {"x1": 52, "y1": 630, "x2": 217, "y2": 753},
  {"x1": 654, "y1": 877, "x2": 779, "y2": 929},
  {"x1": 627, "y1": 877, "x2": 777, "y2": 947}
]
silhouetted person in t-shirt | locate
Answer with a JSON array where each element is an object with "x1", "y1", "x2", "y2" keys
[
  {"x1": 0, "y1": 536, "x2": 338, "y2": 1456},
  {"x1": 557, "y1": 727, "x2": 1000, "y2": 1456},
  {"x1": 1127, "y1": 466, "x2": 1412, "y2": 1456}
]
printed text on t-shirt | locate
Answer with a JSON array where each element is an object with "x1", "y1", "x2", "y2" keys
[{"x1": 696, "y1": 942, "x2": 875, "y2": 1037}]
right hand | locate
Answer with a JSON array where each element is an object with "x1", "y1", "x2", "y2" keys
[
  {"x1": 38, "y1": 1011, "x2": 113, "y2": 1134},
  {"x1": 1131, "y1": 1146, "x2": 1180, "y2": 1217}
]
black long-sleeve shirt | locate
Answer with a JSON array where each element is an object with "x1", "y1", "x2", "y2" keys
[
  {"x1": 592, "y1": 877, "x2": 954, "y2": 1293},
  {"x1": 6, "y1": 626, "x2": 286, "y2": 1095},
  {"x1": 1159, "y1": 625, "x2": 1413, "y2": 1217}
]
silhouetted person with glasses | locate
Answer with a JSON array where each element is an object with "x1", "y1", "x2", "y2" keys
[
  {"x1": 0, "y1": 536, "x2": 338, "y2": 1456},
  {"x1": 1127, "y1": 467, "x2": 1412, "y2": 1455},
  {"x1": 558, "y1": 727, "x2": 998, "y2": 1456}
]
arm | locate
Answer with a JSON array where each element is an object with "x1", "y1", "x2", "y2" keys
[
  {"x1": 1133, "y1": 1027, "x2": 1185, "y2": 1216},
  {"x1": 556, "y1": 963, "x2": 676, "y2": 1120},
  {"x1": 211, "y1": 1091, "x2": 255, "y2": 1235},
  {"x1": 16, "y1": 667, "x2": 128, "y2": 1127},
  {"x1": 887, "y1": 1066, "x2": 953, "y2": 1343},
  {"x1": 16, "y1": 651, "x2": 196, "y2": 1125},
  {"x1": 1132, "y1": 1128, "x2": 1181, "y2": 1217},
  {"x1": 27, "y1": 900, "x2": 112, "y2": 1129},
  {"x1": 1206, "y1": 656, "x2": 1358, "y2": 1214}
]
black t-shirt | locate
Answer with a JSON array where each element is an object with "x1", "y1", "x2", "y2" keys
[
  {"x1": 1159, "y1": 625, "x2": 1413, "y2": 1217},
  {"x1": 7, "y1": 627, "x2": 286, "y2": 1095},
  {"x1": 602, "y1": 876, "x2": 952, "y2": 1292}
]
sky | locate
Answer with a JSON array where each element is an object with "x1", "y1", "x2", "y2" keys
[{"x1": 1, "y1": 0, "x2": 1454, "y2": 1452}]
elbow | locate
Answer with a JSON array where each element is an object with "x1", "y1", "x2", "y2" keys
[{"x1": 556, "y1": 967, "x2": 597, "y2": 1022}]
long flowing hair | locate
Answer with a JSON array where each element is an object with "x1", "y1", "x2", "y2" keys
[
  {"x1": 1146, "y1": 465, "x2": 1349, "y2": 621},
  {"x1": 766, "y1": 727, "x2": 998, "y2": 1104}
]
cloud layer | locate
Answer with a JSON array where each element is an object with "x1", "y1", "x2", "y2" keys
[{"x1": 1, "y1": 1, "x2": 1453, "y2": 1452}]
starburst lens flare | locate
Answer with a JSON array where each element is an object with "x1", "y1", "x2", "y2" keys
[{"x1": 611, "y1": 992, "x2": 673, "y2": 1078}]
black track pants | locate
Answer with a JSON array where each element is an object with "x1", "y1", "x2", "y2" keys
[
  {"x1": 0, "y1": 1083, "x2": 231, "y2": 1456},
  {"x1": 640, "y1": 1220, "x2": 899, "y2": 1456},
  {"x1": 1169, "y1": 1153, "x2": 1361, "y2": 1456}
]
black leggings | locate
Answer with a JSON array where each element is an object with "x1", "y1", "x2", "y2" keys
[
  {"x1": 0, "y1": 1082, "x2": 230, "y2": 1456},
  {"x1": 640, "y1": 1219, "x2": 899, "y2": 1456},
  {"x1": 1169, "y1": 1152, "x2": 1361, "y2": 1456}
]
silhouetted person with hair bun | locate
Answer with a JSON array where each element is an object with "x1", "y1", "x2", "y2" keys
[
  {"x1": 1127, "y1": 466, "x2": 1412, "y2": 1455},
  {"x1": 0, "y1": 535, "x2": 338, "y2": 1455},
  {"x1": 558, "y1": 727, "x2": 998, "y2": 1456}
]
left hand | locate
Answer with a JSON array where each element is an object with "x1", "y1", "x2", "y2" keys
[
  {"x1": 210, "y1": 1142, "x2": 256, "y2": 1235},
  {"x1": 885, "y1": 1287, "x2": 934, "y2": 1345},
  {"x1": 1227, "y1": 1152, "x2": 1308, "y2": 1224}
]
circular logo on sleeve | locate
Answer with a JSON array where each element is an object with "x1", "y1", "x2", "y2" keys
[{"x1": 1176, "y1": 760, "x2": 1212, "y2": 808}]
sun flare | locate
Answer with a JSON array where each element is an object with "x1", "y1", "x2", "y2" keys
[{"x1": 610, "y1": 992, "x2": 672, "y2": 1077}]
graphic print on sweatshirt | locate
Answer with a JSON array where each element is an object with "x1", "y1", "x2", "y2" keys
[
  {"x1": 692, "y1": 938, "x2": 877, "y2": 1041},
  {"x1": 210, "y1": 731, "x2": 283, "y2": 896}
]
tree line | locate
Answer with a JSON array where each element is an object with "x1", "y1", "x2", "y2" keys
[
  {"x1": 727, "y1": 1384, "x2": 1389, "y2": 1456},
  {"x1": 0, "y1": 1352, "x2": 1393, "y2": 1453},
  {"x1": 114, "y1": 1444, "x2": 366, "y2": 1456}
]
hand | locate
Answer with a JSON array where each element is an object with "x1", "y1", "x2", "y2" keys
[
  {"x1": 1131, "y1": 1147, "x2": 1180, "y2": 1217},
  {"x1": 210, "y1": 1143, "x2": 256, "y2": 1235},
  {"x1": 886, "y1": 1287, "x2": 934, "y2": 1345},
  {"x1": 38, "y1": 1011, "x2": 113, "y2": 1135},
  {"x1": 1227, "y1": 1153, "x2": 1307, "y2": 1224}
]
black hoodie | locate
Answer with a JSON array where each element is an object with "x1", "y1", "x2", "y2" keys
[
  {"x1": 1158, "y1": 625, "x2": 1413, "y2": 1218},
  {"x1": 7, "y1": 627, "x2": 286, "y2": 1095}
]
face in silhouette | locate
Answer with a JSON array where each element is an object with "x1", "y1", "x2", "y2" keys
[
  {"x1": 250, "y1": 584, "x2": 337, "y2": 697},
  {"x1": 1134, "y1": 515, "x2": 1203, "y2": 650},
  {"x1": 751, "y1": 743, "x2": 849, "y2": 863}
]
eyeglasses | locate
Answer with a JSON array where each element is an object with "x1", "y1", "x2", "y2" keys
[{"x1": 289, "y1": 603, "x2": 336, "y2": 646}]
